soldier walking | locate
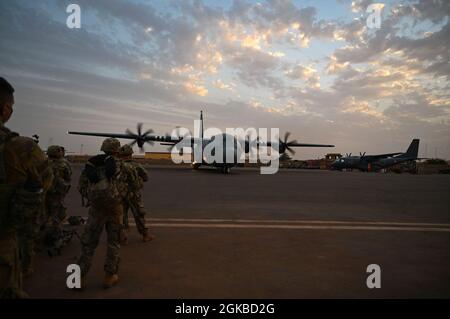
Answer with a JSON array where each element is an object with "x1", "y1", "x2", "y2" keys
[
  {"x1": 46, "y1": 145, "x2": 72, "y2": 227},
  {"x1": 77, "y1": 138, "x2": 127, "y2": 289},
  {"x1": 118, "y1": 145, "x2": 154, "y2": 244}
]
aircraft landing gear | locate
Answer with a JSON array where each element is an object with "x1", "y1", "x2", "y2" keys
[{"x1": 220, "y1": 166, "x2": 231, "y2": 174}]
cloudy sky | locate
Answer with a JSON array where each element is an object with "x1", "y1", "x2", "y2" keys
[{"x1": 1, "y1": 0, "x2": 449, "y2": 159}]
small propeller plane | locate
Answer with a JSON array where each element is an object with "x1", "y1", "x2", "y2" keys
[
  {"x1": 68, "y1": 111, "x2": 334, "y2": 173},
  {"x1": 331, "y1": 139, "x2": 420, "y2": 172}
]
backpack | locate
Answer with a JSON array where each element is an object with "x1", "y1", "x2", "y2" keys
[
  {"x1": 0, "y1": 128, "x2": 18, "y2": 229},
  {"x1": 48, "y1": 160, "x2": 71, "y2": 195},
  {"x1": 133, "y1": 162, "x2": 148, "y2": 188},
  {"x1": 123, "y1": 161, "x2": 141, "y2": 193},
  {"x1": 83, "y1": 155, "x2": 126, "y2": 209}
]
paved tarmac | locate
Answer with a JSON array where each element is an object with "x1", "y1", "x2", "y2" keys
[{"x1": 24, "y1": 164, "x2": 450, "y2": 298}]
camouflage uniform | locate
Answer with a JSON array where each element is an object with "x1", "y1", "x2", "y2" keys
[
  {"x1": 119, "y1": 145, "x2": 151, "y2": 241},
  {"x1": 17, "y1": 164, "x2": 53, "y2": 277},
  {"x1": 0, "y1": 122, "x2": 50, "y2": 298},
  {"x1": 78, "y1": 202, "x2": 123, "y2": 276},
  {"x1": 46, "y1": 145, "x2": 72, "y2": 226},
  {"x1": 77, "y1": 138, "x2": 127, "y2": 284},
  {"x1": 123, "y1": 162, "x2": 149, "y2": 233}
]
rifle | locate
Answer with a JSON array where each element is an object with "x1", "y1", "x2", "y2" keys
[
  {"x1": 40, "y1": 216, "x2": 86, "y2": 257},
  {"x1": 81, "y1": 193, "x2": 90, "y2": 207}
]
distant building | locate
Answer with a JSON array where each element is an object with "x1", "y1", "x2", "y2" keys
[
  {"x1": 325, "y1": 153, "x2": 342, "y2": 161},
  {"x1": 144, "y1": 151, "x2": 192, "y2": 164},
  {"x1": 144, "y1": 152, "x2": 172, "y2": 160},
  {"x1": 321, "y1": 153, "x2": 342, "y2": 169}
]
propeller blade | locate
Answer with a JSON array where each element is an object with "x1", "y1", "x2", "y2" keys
[
  {"x1": 124, "y1": 123, "x2": 157, "y2": 152},
  {"x1": 125, "y1": 128, "x2": 136, "y2": 137},
  {"x1": 287, "y1": 146, "x2": 296, "y2": 155},
  {"x1": 143, "y1": 128, "x2": 154, "y2": 136},
  {"x1": 284, "y1": 132, "x2": 291, "y2": 143},
  {"x1": 172, "y1": 127, "x2": 192, "y2": 140},
  {"x1": 279, "y1": 132, "x2": 297, "y2": 155}
]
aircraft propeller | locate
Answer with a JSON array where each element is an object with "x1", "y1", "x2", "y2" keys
[
  {"x1": 279, "y1": 132, "x2": 298, "y2": 155},
  {"x1": 167, "y1": 126, "x2": 192, "y2": 152},
  {"x1": 125, "y1": 123, "x2": 154, "y2": 152}
]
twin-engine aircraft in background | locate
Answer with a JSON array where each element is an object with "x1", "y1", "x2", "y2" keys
[
  {"x1": 331, "y1": 139, "x2": 420, "y2": 172},
  {"x1": 68, "y1": 111, "x2": 334, "y2": 173}
]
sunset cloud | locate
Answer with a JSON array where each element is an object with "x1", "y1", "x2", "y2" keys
[{"x1": 0, "y1": 0, "x2": 448, "y2": 158}]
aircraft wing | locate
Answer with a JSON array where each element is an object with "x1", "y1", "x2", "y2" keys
[
  {"x1": 363, "y1": 152, "x2": 403, "y2": 161},
  {"x1": 68, "y1": 131, "x2": 137, "y2": 139},
  {"x1": 265, "y1": 141, "x2": 335, "y2": 147},
  {"x1": 68, "y1": 131, "x2": 204, "y2": 146},
  {"x1": 284, "y1": 142, "x2": 334, "y2": 147}
]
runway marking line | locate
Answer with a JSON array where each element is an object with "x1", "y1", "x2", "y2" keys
[
  {"x1": 123, "y1": 218, "x2": 450, "y2": 232},
  {"x1": 144, "y1": 218, "x2": 450, "y2": 227}
]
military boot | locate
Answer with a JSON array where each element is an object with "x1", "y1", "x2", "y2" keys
[
  {"x1": 120, "y1": 234, "x2": 128, "y2": 245},
  {"x1": 120, "y1": 228, "x2": 128, "y2": 245},
  {"x1": 142, "y1": 232, "x2": 155, "y2": 242},
  {"x1": 103, "y1": 273, "x2": 119, "y2": 289},
  {"x1": 22, "y1": 267, "x2": 34, "y2": 278}
]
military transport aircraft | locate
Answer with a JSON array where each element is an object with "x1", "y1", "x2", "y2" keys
[
  {"x1": 68, "y1": 111, "x2": 334, "y2": 173},
  {"x1": 331, "y1": 139, "x2": 420, "y2": 172}
]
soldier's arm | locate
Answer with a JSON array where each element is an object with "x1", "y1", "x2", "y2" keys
[
  {"x1": 66, "y1": 160, "x2": 73, "y2": 176},
  {"x1": 41, "y1": 164, "x2": 54, "y2": 193},
  {"x1": 78, "y1": 170, "x2": 88, "y2": 194},
  {"x1": 77, "y1": 169, "x2": 90, "y2": 207},
  {"x1": 136, "y1": 163, "x2": 148, "y2": 182},
  {"x1": 62, "y1": 162, "x2": 72, "y2": 183}
]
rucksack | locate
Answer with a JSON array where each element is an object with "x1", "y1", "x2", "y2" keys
[
  {"x1": 83, "y1": 155, "x2": 126, "y2": 209},
  {"x1": 48, "y1": 160, "x2": 71, "y2": 195},
  {"x1": 0, "y1": 128, "x2": 18, "y2": 229},
  {"x1": 122, "y1": 161, "x2": 141, "y2": 193}
]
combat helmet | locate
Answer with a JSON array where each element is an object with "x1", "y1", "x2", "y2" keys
[
  {"x1": 119, "y1": 144, "x2": 134, "y2": 156},
  {"x1": 101, "y1": 138, "x2": 121, "y2": 153},
  {"x1": 47, "y1": 145, "x2": 62, "y2": 158}
]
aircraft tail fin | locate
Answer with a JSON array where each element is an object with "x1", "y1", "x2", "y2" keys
[
  {"x1": 200, "y1": 110, "x2": 204, "y2": 139},
  {"x1": 399, "y1": 139, "x2": 419, "y2": 159}
]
